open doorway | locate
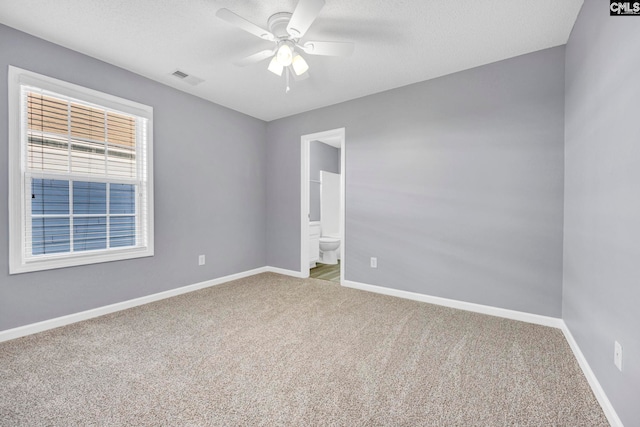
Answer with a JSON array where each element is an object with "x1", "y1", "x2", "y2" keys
[{"x1": 300, "y1": 128, "x2": 345, "y2": 284}]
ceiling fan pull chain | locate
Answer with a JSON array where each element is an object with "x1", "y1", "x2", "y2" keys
[{"x1": 285, "y1": 67, "x2": 291, "y2": 93}]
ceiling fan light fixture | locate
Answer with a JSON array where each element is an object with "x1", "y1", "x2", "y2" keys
[
  {"x1": 276, "y1": 43, "x2": 293, "y2": 66},
  {"x1": 217, "y1": 0, "x2": 353, "y2": 92},
  {"x1": 292, "y1": 54, "x2": 309, "y2": 76},
  {"x1": 268, "y1": 56, "x2": 284, "y2": 76}
]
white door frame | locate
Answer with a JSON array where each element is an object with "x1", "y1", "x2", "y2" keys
[{"x1": 300, "y1": 128, "x2": 345, "y2": 283}]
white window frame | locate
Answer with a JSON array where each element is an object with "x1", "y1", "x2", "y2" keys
[{"x1": 8, "y1": 66, "x2": 154, "y2": 274}]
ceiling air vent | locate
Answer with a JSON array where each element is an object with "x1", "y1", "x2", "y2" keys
[
  {"x1": 170, "y1": 69, "x2": 204, "y2": 86},
  {"x1": 172, "y1": 70, "x2": 189, "y2": 79}
]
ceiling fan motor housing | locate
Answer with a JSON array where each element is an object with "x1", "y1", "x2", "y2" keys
[{"x1": 268, "y1": 12, "x2": 295, "y2": 40}]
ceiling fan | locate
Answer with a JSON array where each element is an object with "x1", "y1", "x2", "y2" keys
[{"x1": 216, "y1": 0, "x2": 354, "y2": 92}]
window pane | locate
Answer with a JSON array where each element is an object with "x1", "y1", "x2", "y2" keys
[
  {"x1": 107, "y1": 145, "x2": 136, "y2": 179},
  {"x1": 110, "y1": 216, "x2": 136, "y2": 248},
  {"x1": 28, "y1": 93, "x2": 69, "y2": 136},
  {"x1": 69, "y1": 100, "x2": 110, "y2": 176},
  {"x1": 70, "y1": 139, "x2": 106, "y2": 176},
  {"x1": 70, "y1": 102, "x2": 105, "y2": 142},
  {"x1": 32, "y1": 179, "x2": 70, "y2": 215},
  {"x1": 73, "y1": 217, "x2": 107, "y2": 251},
  {"x1": 32, "y1": 217, "x2": 70, "y2": 255},
  {"x1": 73, "y1": 181, "x2": 106, "y2": 214},
  {"x1": 27, "y1": 93, "x2": 70, "y2": 173},
  {"x1": 27, "y1": 135, "x2": 70, "y2": 173},
  {"x1": 107, "y1": 112, "x2": 135, "y2": 147},
  {"x1": 110, "y1": 184, "x2": 135, "y2": 214}
]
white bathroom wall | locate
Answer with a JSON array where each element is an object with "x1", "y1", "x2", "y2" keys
[
  {"x1": 310, "y1": 141, "x2": 340, "y2": 221},
  {"x1": 320, "y1": 171, "x2": 341, "y2": 237}
]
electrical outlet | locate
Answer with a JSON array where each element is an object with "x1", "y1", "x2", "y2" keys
[
  {"x1": 198, "y1": 255, "x2": 205, "y2": 266},
  {"x1": 614, "y1": 341, "x2": 623, "y2": 371},
  {"x1": 370, "y1": 257, "x2": 377, "y2": 268}
]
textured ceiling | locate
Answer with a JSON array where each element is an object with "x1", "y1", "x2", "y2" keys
[{"x1": 0, "y1": 0, "x2": 583, "y2": 121}]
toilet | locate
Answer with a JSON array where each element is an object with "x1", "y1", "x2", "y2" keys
[{"x1": 319, "y1": 235, "x2": 340, "y2": 265}]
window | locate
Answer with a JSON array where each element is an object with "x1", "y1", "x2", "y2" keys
[{"x1": 8, "y1": 67, "x2": 154, "y2": 274}]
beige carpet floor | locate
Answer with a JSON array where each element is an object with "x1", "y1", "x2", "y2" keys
[{"x1": 0, "y1": 273, "x2": 608, "y2": 426}]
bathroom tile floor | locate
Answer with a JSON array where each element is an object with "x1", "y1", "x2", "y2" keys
[{"x1": 310, "y1": 261, "x2": 340, "y2": 283}]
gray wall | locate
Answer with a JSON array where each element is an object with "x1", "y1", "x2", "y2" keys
[
  {"x1": 563, "y1": 1, "x2": 640, "y2": 424},
  {"x1": 267, "y1": 46, "x2": 565, "y2": 317},
  {"x1": 0, "y1": 24, "x2": 267, "y2": 331},
  {"x1": 309, "y1": 141, "x2": 340, "y2": 221}
]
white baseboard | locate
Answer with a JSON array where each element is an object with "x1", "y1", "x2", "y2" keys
[
  {"x1": 342, "y1": 280, "x2": 564, "y2": 328},
  {"x1": 0, "y1": 266, "x2": 269, "y2": 344},
  {"x1": 560, "y1": 323, "x2": 623, "y2": 427},
  {"x1": 264, "y1": 266, "x2": 306, "y2": 278}
]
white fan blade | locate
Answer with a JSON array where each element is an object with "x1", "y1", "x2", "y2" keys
[
  {"x1": 286, "y1": 0, "x2": 325, "y2": 38},
  {"x1": 302, "y1": 41, "x2": 354, "y2": 57},
  {"x1": 216, "y1": 8, "x2": 275, "y2": 41},
  {"x1": 234, "y1": 50, "x2": 275, "y2": 67}
]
